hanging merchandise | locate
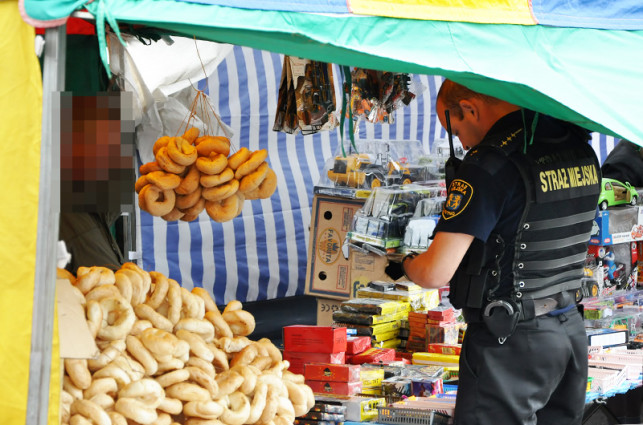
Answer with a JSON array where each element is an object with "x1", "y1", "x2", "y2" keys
[
  {"x1": 137, "y1": 90, "x2": 277, "y2": 223},
  {"x1": 350, "y1": 68, "x2": 417, "y2": 126},
  {"x1": 273, "y1": 56, "x2": 339, "y2": 135}
]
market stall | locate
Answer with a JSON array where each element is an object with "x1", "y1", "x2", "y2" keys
[{"x1": 4, "y1": 0, "x2": 643, "y2": 423}]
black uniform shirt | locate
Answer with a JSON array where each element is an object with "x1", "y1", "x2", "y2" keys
[{"x1": 435, "y1": 110, "x2": 529, "y2": 294}]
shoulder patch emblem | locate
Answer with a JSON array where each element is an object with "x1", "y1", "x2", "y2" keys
[{"x1": 442, "y1": 179, "x2": 473, "y2": 220}]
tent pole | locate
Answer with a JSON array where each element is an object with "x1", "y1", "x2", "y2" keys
[{"x1": 27, "y1": 25, "x2": 65, "y2": 425}]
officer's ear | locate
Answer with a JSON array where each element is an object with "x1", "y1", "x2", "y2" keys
[{"x1": 459, "y1": 99, "x2": 478, "y2": 121}]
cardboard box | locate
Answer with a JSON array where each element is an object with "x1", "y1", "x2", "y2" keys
[
  {"x1": 306, "y1": 194, "x2": 366, "y2": 299},
  {"x1": 316, "y1": 297, "x2": 344, "y2": 326},
  {"x1": 590, "y1": 206, "x2": 643, "y2": 246},
  {"x1": 283, "y1": 325, "x2": 347, "y2": 353},
  {"x1": 57, "y1": 279, "x2": 99, "y2": 359},
  {"x1": 284, "y1": 351, "x2": 346, "y2": 375},
  {"x1": 304, "y1": 363, "x2": 361, "y2": 382},
  {"x1": 346, "y1": 336, "x2": 371, "y2": 355},
  {"x1": 306, "y1": 379, "x2": 362, "y2": 396},
  {"x1": 349, "y1": 347, "x2": 396, "y2": 364},
  {"x1": 350, "y1": 250, "x2": 401, "y2": 296},
  {"x1": 343, "y1": 396, "x2": 386, "y2": 422}
]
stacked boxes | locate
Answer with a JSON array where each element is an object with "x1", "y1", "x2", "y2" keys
[
  {"x1": 304, "y1": 363, "x2": 363, "y2": 396},
  {"x1": 283, "y1": 326, "x2": 347, "y2": 375},
  {"x1": 294, "y1": 401, "x2": 347, "y2": 425},
  {"x1": 406, "y1": 306, "x2": 460, "y2": 352}
]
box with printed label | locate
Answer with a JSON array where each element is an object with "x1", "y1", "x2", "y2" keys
[
  {"x1": 283, "y1": 325, "x2": 347, "y2": 353},
  {"x1": 590, "y1": 206, "x2": 643, "y2": 246},
  {"x1": 343, "y1": 396, "x2": 386, "y2": 422},
  {"x1": 316, "y1": 297, "x2": 344, "y2": 326},
  {"x1": 304, "y1": 363, "x2": 361, "y2": 382},
  {"x1": 346, "y1": 336, "x2": 371, "y2": 355},
  {"x1": 306, "y1": 379, "x2": 362, "y2": 396},
  {"x1": 284, "y1": 351, "x2": 346, "y2": 375},
  {"x1": 306, "y1": 195, "x2": 366, "y2": 299},
  {"x1": 349, "y1": 347, "x2": 396, "y2": 364}
]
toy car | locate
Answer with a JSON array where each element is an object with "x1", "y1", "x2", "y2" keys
[{"x1": 598, "y1": 178, "x2": 638, "y2": 210}]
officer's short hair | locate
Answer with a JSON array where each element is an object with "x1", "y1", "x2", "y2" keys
[{"x1": 438, "y1": 80, "x2": 501, "y2": 119}]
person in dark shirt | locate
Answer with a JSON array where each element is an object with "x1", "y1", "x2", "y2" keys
[{"x1": 601, "y1": 139, "x2": 643, "y2": 187}]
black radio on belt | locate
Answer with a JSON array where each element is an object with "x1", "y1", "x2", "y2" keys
[{"x1": 444, "y1": 109, "x2": 462, "y2": 189}]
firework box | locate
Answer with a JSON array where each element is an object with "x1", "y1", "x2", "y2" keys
[
  {"x1": 346, "y1": 336, "x2": 371, "y2": 355},
  {"x1": 283, "y1": 325, "x2": 347, "y2": 353},
  {"x1": 284, "y1": 351, "x2": 346, "y2": 375},
  {"x1": 349, "y1": 347, "x2": 396, "y2": 364},
  {"x1": 306, "y1": 379, "x2": 362, "y2": 396},
  {"x1": 304, "y1": 363, "x2": 361, "y2": 382}
]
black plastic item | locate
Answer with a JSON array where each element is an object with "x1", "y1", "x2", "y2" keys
[
  {"x1": 232, "y1": 295, "x2": 318, "y2": 347},
  {"x1": 582, "y1": 399, "x2": 621, "y2": 424}
]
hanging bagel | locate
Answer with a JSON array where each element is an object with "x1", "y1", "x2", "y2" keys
[
  {"x1": 205, "y1": 194, "x2": 240, "y2": 223},
  {"x1": 182, "y1": 127, "x2": 200, "y2": 144},
  {"x1": 175, "y1": 186, "x2": 202, "y2": 210},
  {"x1": 200, "y1": 167, "x2": 234, "y2": 188},
  {"x1": 196, "y1": 135, "x2": 231, "y2": 157},
  {"x1": 180, "y1": 197, "x2": 206, "y2": 219},
  {"x1": 156, "y1": 147, "x2": 186, "y2": 174},
  {"x1": 202, "y1": 179, "x2": 239, "y2": 202},
  {"x1": 175, "y1": 164, "x2": 200, "y2": 195},
  {"x1": 153, "y1": 136, "x2": 172, "y2": 157},
  {"x1": 239, "y1": 162, "x2": 269, "y2": 193},
  {"x1": 139, "y1": 185, "x2": 176, "y2": 217},
  {"x1": 167, "y1": 136, "x2": 198, "y2": 166},
  {"x1": 227, "y1": 147, "x2": 251, "y2": 170},
  {"x1": 196, "y1": 152, "x2": 228, "y2": 175},
  {"x1": 245, "y1": 168, "x2": 277, "y2": 200},
  {"x1": 135, "y1": 175, "x2": 149, "y2": 193},
  {"x1": 161, "y1": 207, "x2": 184, "y2": 222},
  {"x1": 235, "y1": 149, "x2": 268, "y2": 180},
  {"x1": 145, "y1": 171, "x2": 181, "y2": 191}
]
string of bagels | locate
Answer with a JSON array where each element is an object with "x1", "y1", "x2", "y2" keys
[{"x1": 57, "y1": 265, "x2": 314, "y2": 425}]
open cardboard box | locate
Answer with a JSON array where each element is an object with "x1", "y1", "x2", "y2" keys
[{"x1": 57, "y1": 278, "x2": 99, "y2": 359}]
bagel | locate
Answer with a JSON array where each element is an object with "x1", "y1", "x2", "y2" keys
[
  {"x1": 166, "y1": 279, "x2": 183, "y2": 325},
  {"x1": 174, "y1": 318, "x2": 215, "y2": 343},
  {"x1": 184, "y1": 400, "x2": 224, "y2": 420},
  {"x1": 70, "y1": 399, "x2": 111, "y2": 425},
  {"x1": 64, "y1": 358, "x2": 92, "y2": 390},
  {"x1": 175, "y1": 185, "x2": 202, "y2": 210},
  {"x1": 176, "y1": 164, "x2": 201, "y2": 195},
  {"x1": 276, "y1": 396, "x2": 296, "y2": 421},
  {"x1": 84, "y1": 377, "x2": 118, "y2": 400},
  {"x1": 257, "y1": 338, "x2": 283, "y2": 366},
  {"x1": 205, "y1": 194, "x2": 239, "y2": 223},
  {"x1": 181, "y1": 197, "x2": 206, "y2": 218},
  {"x1": 87, "y1": 340, "x2": 126, "y2": 372},
  {"x1": 126, "y1": 334, "x2": 159, "y2": 376},
  {"x1": 282, "y1": 369, "x2": 305, "y2": 384},
  {"x1": 238, "y1": 162, "x2": 268, "y2": 193},
  {"x1": 146, "y1": 171, "x2": 181, "y2": 191},
  {"x1": 230, "y1": 344, "x2": 258, "y2": 368},
  {"x1": 177, "y1": 330, "x2": 214, "y2": 362},
  {"x1": 220, "y1": 392, "x2": 250, "y2": 425},
  {"x1": 200, "y1": 167, "x2": 234, "y2": 188},
  {"x1": 196, "y1": 152, "x2": 228, "y2": 175},
  {"x1": 85, "y1": 284, "x2": 121, "y2": 303},
  {"x1": 227, "y1": 147, "x2": 251, "y2": 171},
  {"x1": 196, "y1": 135, "x2": 231, "y2": 157},
  {"x1": 135, "y1": 174, "x2": 150, "y2": 193},
  {"x1": 57, "y1": 267, "x2": 77, "y2": 285},
  {"x1": 168, "y1": 136, "x2": 198, "y2": 166},
  {"x1": 89, "y1": 393, "x2": 114, "y2": 411},
  {"x1": 182, "y1": 127, "x2": 200, "y2": 144},
  {"x1": 114, "y1": 270, "x2": 133, "y2": 304},
  {"x1": 134, "y1": 303, "x2": 173, "y2": 333},
  {"x1": 180, "y1": 286, "x2": 206, "y2": 320},
  {"x1": 69, "y1": 415, "x2": 92, "y2": 425},
  {"x1": 139, "y1": 184, "x2": 176, "y2": 217},
  {"x1": 147, "y1": 271, "x2": 169, "y2": 309},
  {"x1": 202, "y1": 179, "x2": 239, "y2": 202},
  {"x1": 115, "y1": 397, "x2": 158, "y2": 425},
  {"x1": 156, "y1": 147, "x2": 186, "y2": 174},
  {"x1": 114, "y1": 352, "x2": 146, "y2": 382},
  {"x1": 63, "y1": 376, "x2": 84, "y2": 401},
  {"x1": 245, "y1": 168, "x2": 277, "y2": 200},
  {"x1": 121, "y1": 262, "x2": 151, "y2": 290},
  {"x1": 155, "y1": 368, "x2": 190, "y2": 388},
  {"x1": 246, "y1": 382, "x2": 268, "y2": 424},
  {"x1": 118, "y1": 268, "x2": 146, "y2": 306},
  {"x1": 208, "y1": 343, "x2": 231, "y2": 373},
  {"x1": 186, "y1": 356, "x2": 216, "y2": 378},
  {"x1": 214, "y1": 370, "x2": 244, "y2": 398},
  {"x1": 156, "y1": 358, "x2": 186, "y2": 374},
  {"x1": 118, "y1": 378, "x2": 165, "y2": 409},
  {"x1": 174, "y1": 339, "x2": 191, "y2": 363},
  {"x1": 231, "y1": 364, "x2": 258, "y2": 395},
  {"x1": 235, "y1": 149, "x2": 268, "y2": 180},
  {"x1": 139, "y1": 328, "x2": 180, "y2": 363},
  {"x1": 130, "y1": 320, "x2": 152, "y2": 337},
  {"x1": 217, "y1": 336, "x2": 252, "y2": 354},
  {"x1": 181, "y1": 211, "x2": 201, "y2": 222},
  {"x1": 235, "y1": 191, "x2": 245, "y2": 216},
  {"x1": 250, "y1": 356, "x2": 272, "y2": 371},
  {"x1": 85, "y1": 299, "x2": 103, "y2": 339},
  {"x1": 185, "y1": 366, "x2": 219, "y2": 399},
  {"x1": 222, "y1": 309, "x2": 255, "y2": 337},
  {"x1": 165, "y1": 382, "x2": 211, "y2": 402},
  {"x1": 153, "y1": 136, "x2": 172, "y2": 157},
  {"x1": 258, "y1": 387, "x2": 280, "y2": 424},
  {"x1": 204, "y1": 310, "x2": 233, "y2": 339},
  {"x1": 107, "y1": 412, "x2": 128, "y2": 425},
  {"x1": 157, "y1": 397, "x2": 183, "y2": 415},
  {"x1": 75, "y1": 266, "x2": 102, "y2": 294},
  {"x1": 162, "y1": 207, "x2": 185, "y2": 222},
  {"x1": 185, "y1": 419, "x2": 227, "y2": 425},
  {"x1": 191, "y1": 287, "x2": 217, "y2": 313},
  {"x1": 140, "y1": 161, "x2": 163, "y2": 175},
  {"x1": 97, "y1": 296, "x2": 136, "y2": 341}
]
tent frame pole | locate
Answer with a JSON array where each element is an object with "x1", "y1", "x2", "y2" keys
[{"x1": 26, "y1": 25, "x2": 65, "y2": 425}]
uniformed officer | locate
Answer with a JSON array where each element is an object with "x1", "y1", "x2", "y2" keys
[{"x1": 403, "y1": 80, "x2": 600, "y2": 425}]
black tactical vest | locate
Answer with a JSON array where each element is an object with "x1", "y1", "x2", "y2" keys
[{"x1": 449, "y1": 119, "x2": 600, "y2": 310}]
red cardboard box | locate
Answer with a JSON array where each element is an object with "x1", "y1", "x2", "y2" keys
[
  {"x1": 283, "y1": 351, "x2": 345, "y2": 375},
  {"x1": 349, "y1": 348, "x2": 396, "y2": 365},
  {"x1": 427, "y1": 343, "x2": 462, "y2": 356},
  {"x1": 305, "y1": 379, "x2": 362, "y2": 395},
  {"x1": 346, "y1": 336, "x2": 371, "y2": 355},
  {"x1": 304, "y1": 363, "x2": 361, "y2": 382},
  {"x1": 283, "y1": 326, "x2": 347, "y2": 353}
]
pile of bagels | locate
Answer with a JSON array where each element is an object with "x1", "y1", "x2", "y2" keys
[
  {"x1": 58, "y1": 264, "x2": 313, "y2": 425},
  {"x1": 136, "y1": 128, "x2": 278, "y2": 223}
]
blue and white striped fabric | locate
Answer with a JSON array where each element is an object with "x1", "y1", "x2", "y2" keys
[{"x1": 137, "y1": 45, "x2": 616, "y2": 304}]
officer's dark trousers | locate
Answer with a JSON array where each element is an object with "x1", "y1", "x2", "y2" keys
[{"x1": 453, "y1": 308, "x2": 588, "y2": 425}]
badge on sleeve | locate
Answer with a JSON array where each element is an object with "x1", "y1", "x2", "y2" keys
[{"x1": 442, "y1": 179, "x2": 473, "y2": 220}]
